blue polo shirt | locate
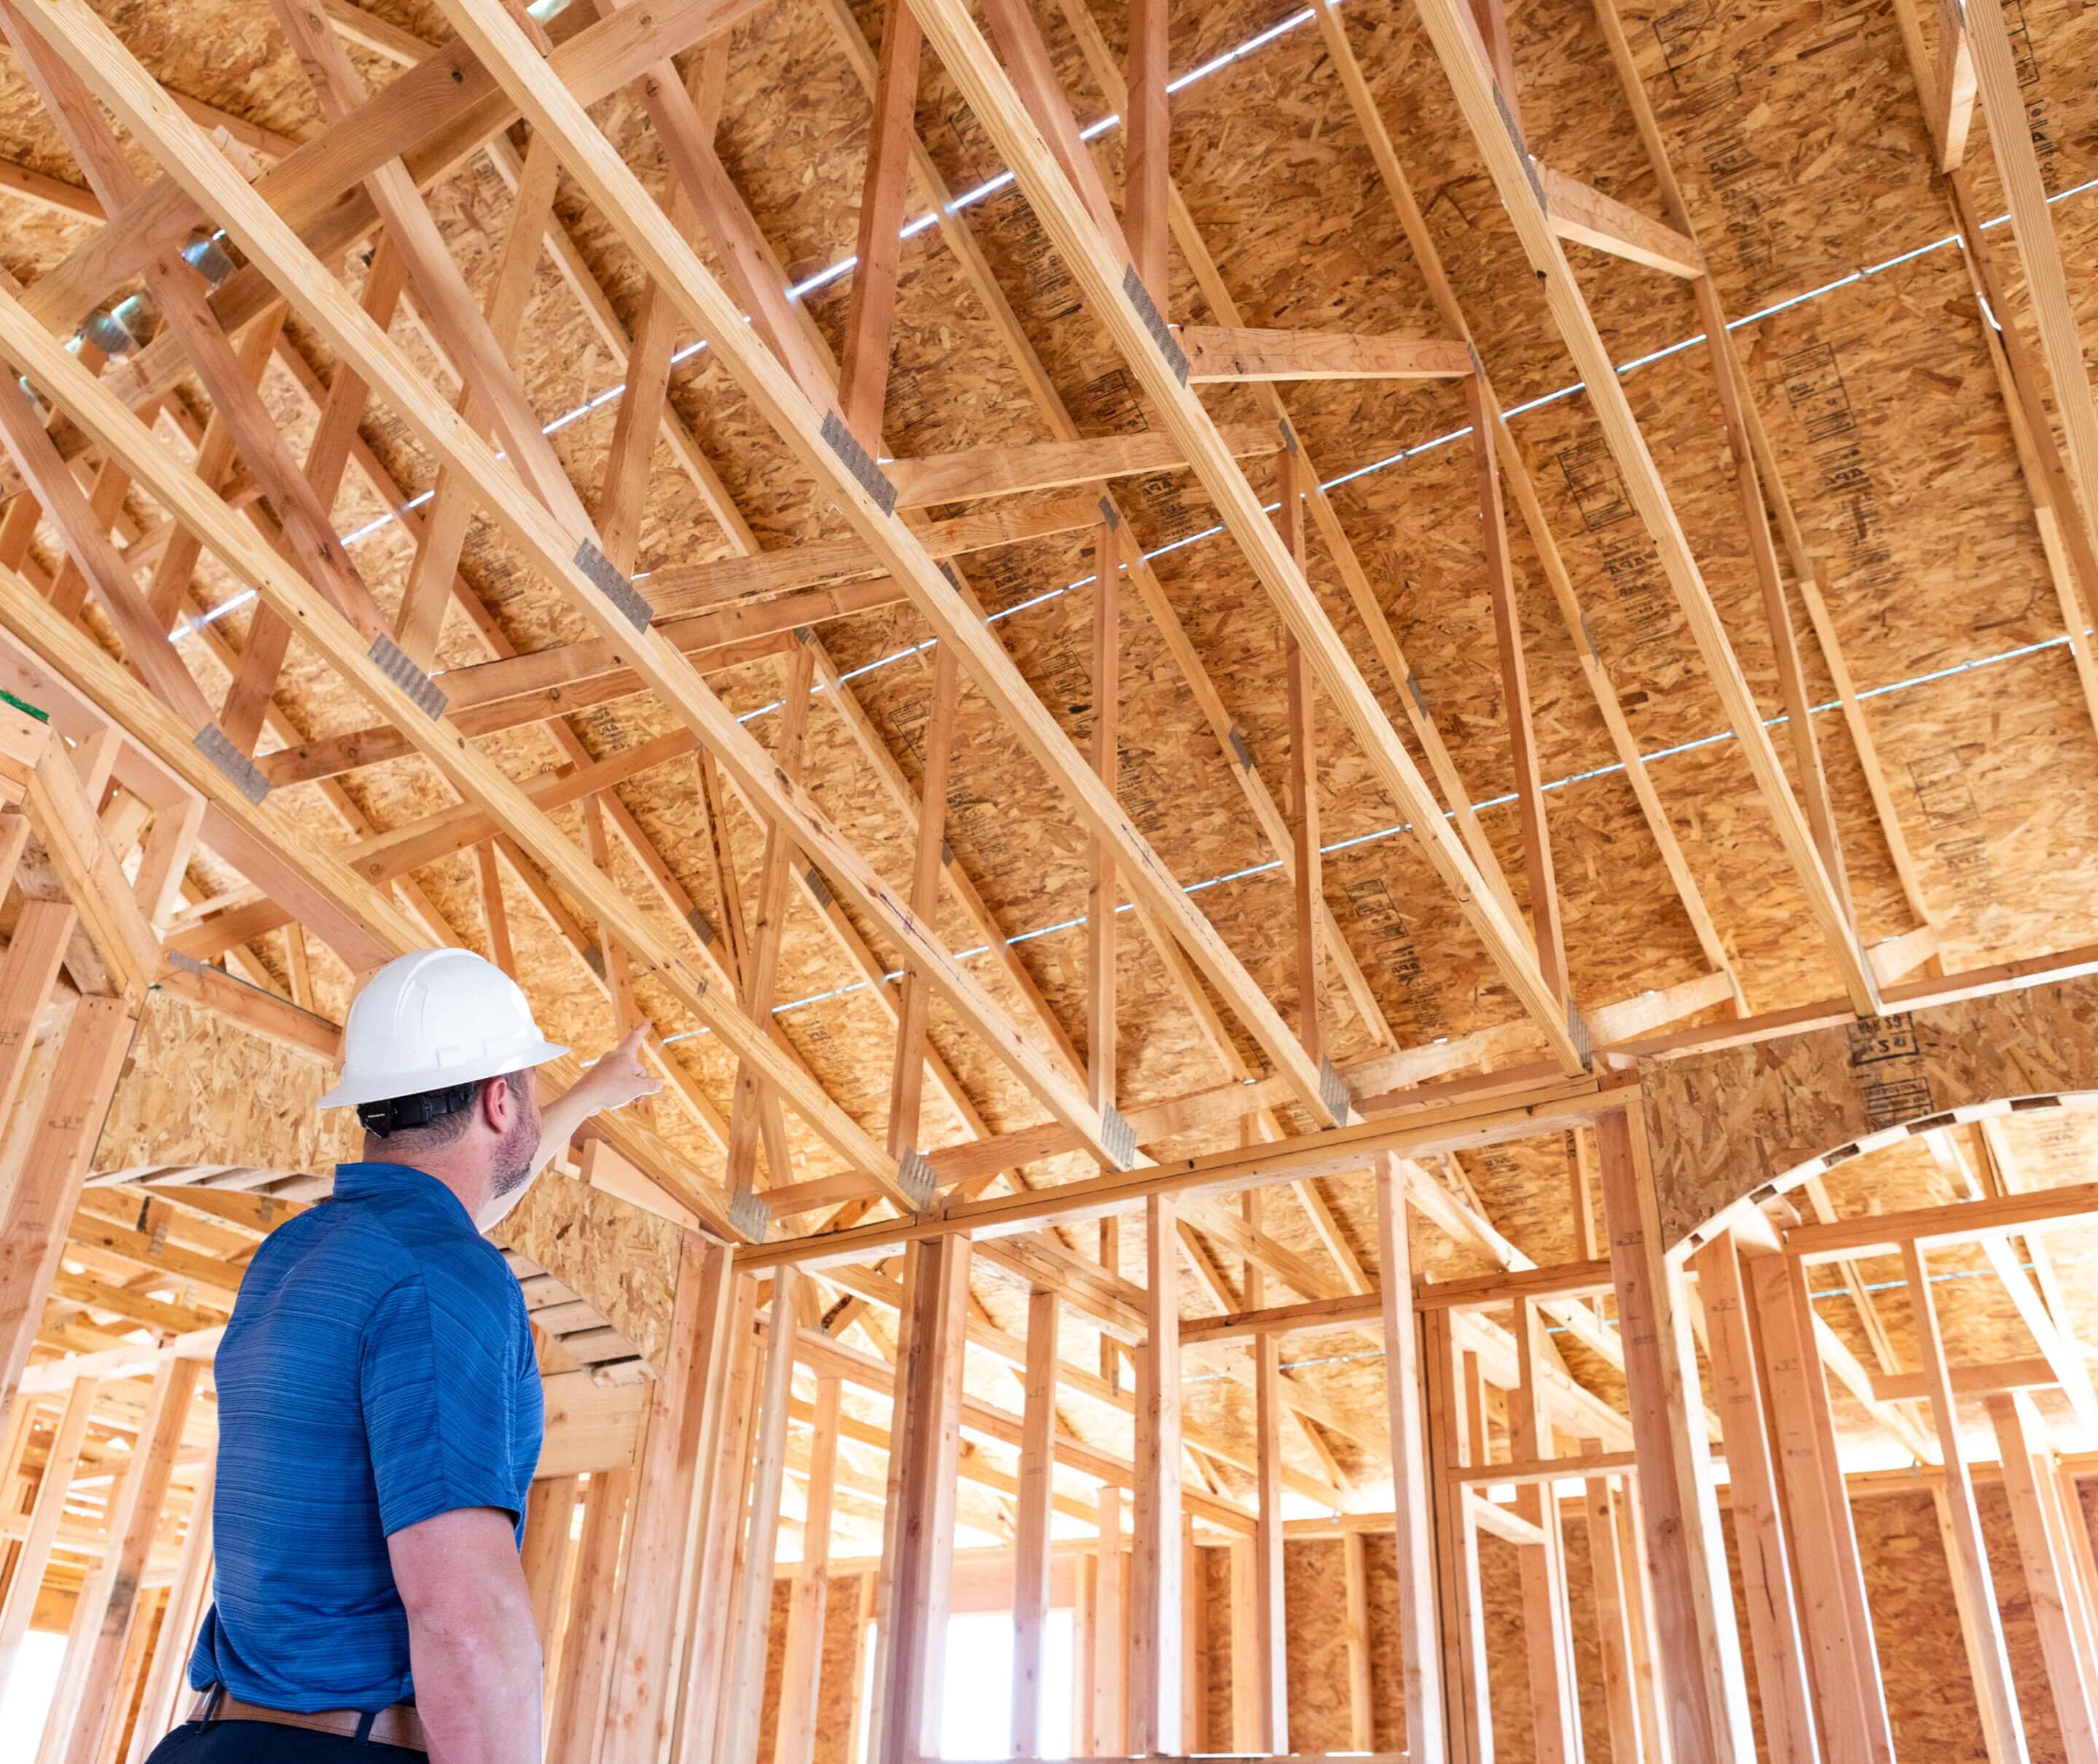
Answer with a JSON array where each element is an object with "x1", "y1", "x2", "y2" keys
[{"x1": 189, "y1": 1162, "x2": 543, "y2": 1713}]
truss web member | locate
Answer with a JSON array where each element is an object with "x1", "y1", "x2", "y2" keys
[{"x1": 144, "y1": 949, "x2": 662, "y2": 1764}]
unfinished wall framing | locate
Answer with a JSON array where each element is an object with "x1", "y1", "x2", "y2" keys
[{"x1": 1, "y1": 0, "x2": 2098, "y2": 1755}]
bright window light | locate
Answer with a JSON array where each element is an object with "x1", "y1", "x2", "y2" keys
[
  {"x1": 935, "y1": 1610, "x2": 1074, "y2": 1761},
  {"x1": 0, "y1": 1629, "x2": 69, "y2": 1762},
  {"x1": 863, "y1": 1610, "x2": 1077, "y2": 1762}
]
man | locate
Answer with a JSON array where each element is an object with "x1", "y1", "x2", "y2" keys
[{"x1": 147, "y1": 948, "x2": 661, "y2": 1763}]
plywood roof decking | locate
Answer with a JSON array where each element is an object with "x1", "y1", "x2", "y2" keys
[{"x1": 1, "y1": 0, "x2": 2097, "y2": 1516}]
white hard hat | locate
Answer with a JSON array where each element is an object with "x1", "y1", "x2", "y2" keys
[{"x1": 318, "y1": 948, "x2": 568, "y2": 1109}]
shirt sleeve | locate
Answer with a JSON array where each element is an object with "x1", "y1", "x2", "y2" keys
[{"x1": 359, "y1": 1272, "x2": 523, "y2": 1537}]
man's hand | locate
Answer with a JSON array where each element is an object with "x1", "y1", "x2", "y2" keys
[
  {"x1": 568, "y1": 1024, "x2": 664, "y2": 1115},
  {"x1": 527, "y1": 1026, "x2": 666, "y2": 1186}
]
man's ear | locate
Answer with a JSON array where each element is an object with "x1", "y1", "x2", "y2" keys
[{"x1": 481, "y1": 1075, "x2": 514, "y2": 1132}]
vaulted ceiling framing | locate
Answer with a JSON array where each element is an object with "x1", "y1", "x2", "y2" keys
[{"x1": 0, "y1": 0, "x2": 2093, "y2": 1549}]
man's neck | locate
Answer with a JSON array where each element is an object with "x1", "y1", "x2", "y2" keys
[{"x1": 356, "y1": 1143, "x2": 495, "y2": 1231}]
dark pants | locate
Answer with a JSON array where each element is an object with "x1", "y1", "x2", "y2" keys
[{"x1": 143, "y1": 1722, "x2": 422, "y2": 1762}]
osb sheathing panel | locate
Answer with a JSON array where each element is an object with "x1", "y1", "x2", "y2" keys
[
  {"x1": 1181, "y1": 1482, "x2": 2098, "y2": 1764},
  {"x1": 1641, "y1": 972, "x2": 2098, "y2": 1247},
  {"x1": 93, "y1": 989, "x2": 359, "y2": 1176},
  {"x1": 89, "y1": 988, "x2": 681, "y2": 1364}
]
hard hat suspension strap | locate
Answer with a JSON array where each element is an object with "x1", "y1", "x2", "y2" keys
[{"x1": 356, "y1": 1081, "x2": 479, "y2": 1138}]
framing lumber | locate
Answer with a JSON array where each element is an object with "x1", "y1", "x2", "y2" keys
[
  {"x1": 1595, "y1": 1104, "x2": 1753, "y2": 1764},
  {"x1": 1903, "y1": 1238, "x2": 2029, "y2": 1760},
  {"x1": 1408, "y1": 0, "x2": 1877, "y2": 1012},
  {"x1": 243, "y1": 0, "x2": 1355, "y2": 1146},
  {"x1": 1534, "y1": 160, "x2": 1702, "y2": 278},
  {"x1": 1178, "y1": 326, "x2": 1473, "y2": 382},
  {"x1": 1374, "y1": 1154, "x2": 1446, "y2": 1764},
  {"x1": 907, "y1": 0, "x2": 1588, "y2": 1073}
]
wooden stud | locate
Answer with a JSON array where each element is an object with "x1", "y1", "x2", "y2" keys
[
  {"x1": 1903, "y1": 1238, "x2": 2029, "y2": 1762},
  {"x1": 1128, "y1": 1194, "x2": 1182, "y2": 1755},
  {"x1": 721, "y1": 1266, "x2": 801, "y2": 1764},
  {"x1": 774, "y1": 1373, "x2": 841, "y2": 1764},
  {"x1": 1342, "y1": 1523, "x2": 1373, "y2": 1749},
  {"x1": 0, "y1": 996, "x2": 140, "y2": 1421},
  {"x1": 59, "y1": 1358, "x2": 200, "y2": 1764},
  {"x1": 0, "y1": 1376, "x2": 95, "y2": 1680},
  {"x1": 1577, "y1": 1455, "x2": 1643, "y2": 1763},
  {"x1": 544, "y1": 1466, "x2": 632, "y2": 1764},
  {"x1": 1691, "y1": 1235, "x2": 1818, "y2": 1763},
  {"x1": 1249, "y1": 1209, "x2": 1289, "y2": 1753},
  {"x1": 600, "y1": 1237, "x2": 738, "y2": 1764},
  {"x1": 865, "y1": 1235, "x2": 973, "y2": 1764},
  {"x1": 1092, "y1": 1484, "x2": 1125, "y2": 1754},
  {"x1": 1987, "y1": 1391, "x2": 2098, "y2": 1764},
  {"x1": 125, "y1": 1460, "x2": 213, "y2": 1764},
  {"x1": 1509, "y1": 1295, "x2": 1580, "y2": 1764},
  {"x1": 1595, "y1": 1104, "x2": 1755, "y2": 1764},
  {"x1": 522, "y1": 1474, "x2": 581, "y2": 1651},
  {"x1": 1373, "y1": 1155, "x2": 1445, "y2": 1764},
  {"x1": 674, "y1": 1275, "x2": 763, "y2": 1764},
  {"x1": 1011, "y1": 1288, "x2": 1059, "y2": 1757}
]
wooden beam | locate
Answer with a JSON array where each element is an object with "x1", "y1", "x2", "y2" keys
[
  {"x1": 1179, "y1": 326, "x2": 1472, "y2": 382},
  {"x1": 886, "y1": 421, "x2": 1286, "y2": 508},
  {"x1": 0, "y1": 154, "x2": 98, "y2": 218},
  {"x1": 1534, "y1": 160, "x2": 1702, "y2": 277},
  {"x1": 1788, "y1": 1177, "x2": 2098, "y2": 1263},
  {"x1": 742, "y1": 1076, "x2": 1616, "y2": 1264}
]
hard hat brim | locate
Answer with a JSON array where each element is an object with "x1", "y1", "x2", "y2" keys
[{"x1": 318, "y1": 1036, "x2": 570, "y2": 1109}]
